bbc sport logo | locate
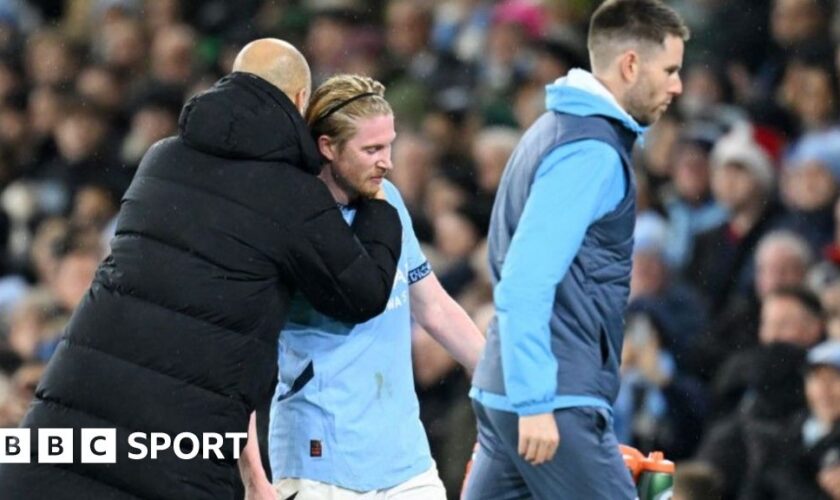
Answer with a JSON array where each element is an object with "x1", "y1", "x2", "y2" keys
[{"x1": 0, "y1": 429, "x2": 247, "y2": 463}]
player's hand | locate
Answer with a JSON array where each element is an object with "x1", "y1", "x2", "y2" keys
[
  {"x1": 244, "y1": 476, "x2": 276, "y2": 500},
  {"x1": 518, "y1": 412, "x2": 560, "y2": 466}
]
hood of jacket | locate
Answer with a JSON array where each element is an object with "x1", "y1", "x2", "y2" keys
[
  {"x1": 178, "y1": 71, "x2": 322, "y2": 174},
  {"x1": 545, "y1": 68, "x2": 645, "y2": 139}
]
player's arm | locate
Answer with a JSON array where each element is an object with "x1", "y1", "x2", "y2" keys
[
  {"x1": 285, "y1": 179, "x2": 402, "y2": 324},
  {"x1": 409, "y1": 272, "x2": 485, "y2": 373},
  {"x1": 238, "y1": 412, "x2": 275, "y2": 500},
  {"x1": 497, "y1": 141, "x2": 624, "y2": 464}
]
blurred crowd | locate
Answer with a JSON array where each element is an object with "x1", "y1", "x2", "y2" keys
[{"x1": 2, "y1": 0, "x2": 840, "y2": 499}]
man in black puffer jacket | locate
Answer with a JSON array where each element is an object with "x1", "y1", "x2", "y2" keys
[{"x1": 0, "y1": 39, "x2": 402, "y2": 500}]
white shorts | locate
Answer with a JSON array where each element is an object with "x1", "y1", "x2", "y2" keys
[{"x1": 274, "y1": 463, "x2": 447, "y2": 500}]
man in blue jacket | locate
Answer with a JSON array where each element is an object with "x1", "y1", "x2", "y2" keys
[{"x1": 465, "y1": 1, "x2": 688, "y2": 498}]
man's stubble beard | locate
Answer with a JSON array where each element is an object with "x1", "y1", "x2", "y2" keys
[
  {"x1": 331, "y1": 167, "x2": 364, "y2": 202},
  {"x1": 624, "y1": 78, "x2": 659, "y2": 126}
]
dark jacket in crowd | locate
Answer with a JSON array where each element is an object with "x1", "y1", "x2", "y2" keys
[
  {"x1": 712, "y1": 342, "x2": 807, "y2": 424},
  {"x1": 686, "y1": 202, "x2": 784, "y2": 313},
  {"x1": 741, "y1": 412, "x2": 840, "y2": 500},
  {"x1": 778, "y1": 206, "x2": 836, "y2": 257},
  {"x1": 0, "y1": 72, "x2": 403, "y2": 500},
  {"x1": 686, "y1": 294, "x2": 761, "y2": 381},
  {"x1": 696, "y1": 343, "x2": 808, "y2": 500}
]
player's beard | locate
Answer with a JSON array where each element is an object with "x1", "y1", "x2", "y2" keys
[
  {"x1": 625, "y1": 77, "x2": 666, "y2": 126},
  {"x1": 332, "y1": 166, "x2": 379, "y2": 200}
]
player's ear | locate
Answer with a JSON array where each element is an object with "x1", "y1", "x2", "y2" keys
[{"x1": 317, "y1": 135, "x2": 335, "y2": 162}]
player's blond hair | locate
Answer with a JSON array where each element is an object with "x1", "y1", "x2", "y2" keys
[{"x1": 305, "y1": 74, "x2": 392, "y2": 150}]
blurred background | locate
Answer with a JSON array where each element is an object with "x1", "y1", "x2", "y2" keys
[{"x1": 2, "y1": 0, "x2": 840, "y2": 499}]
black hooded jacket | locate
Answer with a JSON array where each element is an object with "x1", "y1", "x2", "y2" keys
[{"x1": 0, "y1": 72, "x2": 402, "y2": 499}]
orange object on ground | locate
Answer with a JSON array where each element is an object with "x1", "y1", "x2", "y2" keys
[
  {"x1": 620, "y1": 444, "x2": 676, "y2": 480},
  {"x1": 644, "y1": 451, "x2": 676, "y2": 473},
  {"x1": 619, "y1": 444, "x2": 646, "y2": 481}
]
